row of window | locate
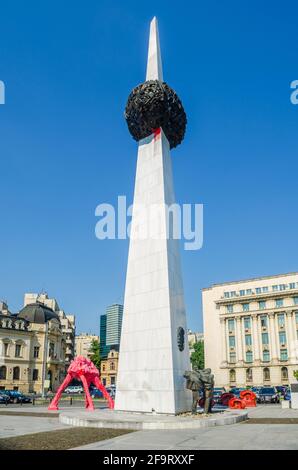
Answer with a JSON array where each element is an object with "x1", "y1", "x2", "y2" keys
[
  {"x1": 102, "y1": 361, "x2": 116, "y2": 372},
  {"x1": 102, "y1": 376, "x2": 116, "y2": 386},
  {"x1": 228, "y1": 325, "x2": 288, "y2": 345},
  {"x1": 229, "y1": 366, "x2": 288, "y2": 383},
  {"x1": 226, "y1": 298, "x2": 298, "y2": 313},
  {"x1": 228, "y1": 313, "x2": 291, "y2": 331},
  {"x1": 2, "y1": 343, "x2": 41, "y2": 359},
  {"x1": 228, "y1": 348, "x2": 288, "y2": 363},
  {"x1": 0, "y1": 365, "x2": 39, "y2": 381},
  {"x1": 224, "y1": 283, "x2": 297, "y2": 298}
]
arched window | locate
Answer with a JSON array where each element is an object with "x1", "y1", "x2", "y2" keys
[
  {"x1": 281, "y1": 366, "x2": 288, "y2": 380},
  {"x1": 229, "y1": 369, "x2": 236, "y2": 382},
  {"x1": 13, "y1": 366, "x2": 20, "y2": 380},
  {"x1": 110, "y1": 362, "x2": 115, "y2": 371},
  {"x1": 263, "y1": 367, "x2": 270, "y2": 382},
  {"x1": 246, "y1": 368, "x2": 253, "y2": 382},
  {"x1": 0, "y1": 365, "x2": 7, "y2": 380},
  {"x1": 102, "y1": 364, "x2": 106, "y2": 371}
]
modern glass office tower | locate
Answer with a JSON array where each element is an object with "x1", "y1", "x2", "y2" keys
[
  {"x1": 99, "y1": 304, "x2": 123, "y2": 359},
  {"x1": 106, "y1": 304, "x2": 123, "y2": 346}
]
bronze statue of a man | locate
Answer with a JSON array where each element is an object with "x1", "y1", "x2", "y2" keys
[
  {"x1": 183, "y1": 370, "x2": 201, "y2": 414},
  {"x1": 184, "y1": 368, "x2": 214, "y2": 414},
  {"x1": 199, "y1": 368, "x2": 214, "y2": 414}
]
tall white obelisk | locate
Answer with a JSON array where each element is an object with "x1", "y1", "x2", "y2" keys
[{"x1": 115, "y1": 17, "x2": 192, "y2": 414}]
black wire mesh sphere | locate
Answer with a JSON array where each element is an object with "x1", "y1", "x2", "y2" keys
[{"x1": 124, "y1": 80, "x2": 187, "y2": 149}]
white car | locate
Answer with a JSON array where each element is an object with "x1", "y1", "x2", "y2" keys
[{"x1": 64, "y1": 385, "x2": 83, "y2": 394}]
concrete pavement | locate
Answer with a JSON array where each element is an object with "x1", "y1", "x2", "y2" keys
[
  {"x1": 73, "y1": 422, "x2": 298, "y2": 450},
  {"x1": 73, "y1": 405, "x2": 298, "y2": 450},
  {"x1": 1, "y1": 404, "x2": 298, "y2": 450},
  {"x1": 0, "y1": 415, "x2": 68, "y2": 438}
]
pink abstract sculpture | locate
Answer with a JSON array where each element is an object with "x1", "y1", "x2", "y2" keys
[{"x1": 48, "y1": 356, "x2": 114, "y2": 411}]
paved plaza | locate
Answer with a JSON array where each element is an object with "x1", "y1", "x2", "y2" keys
[{"x1": 0, "y1": 404, "x2": 298, "y2": 450}]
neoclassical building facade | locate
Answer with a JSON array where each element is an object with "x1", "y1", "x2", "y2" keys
[
  {"x1": 24, "y1": 293, "x2": 75, "y2": 365},
  {"x1": 0, "y1": 302, "x2": 67, "y2": 393},
  {"x1": 203, "y1": 272, "x2": 298, "y2": 388},
  {"x1": 100, "y1": 349, "x2": 119, "y2": 387}
]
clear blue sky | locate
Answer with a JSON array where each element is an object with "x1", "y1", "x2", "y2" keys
[{"x1": 0, "y1": 0, "x2": 297, "y2": 334}]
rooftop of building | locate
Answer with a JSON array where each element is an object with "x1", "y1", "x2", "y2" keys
[
  {"x1": 17, "y1": 302, "x2": 60, "y2": 324},
  {"x1": 202, "y1": 272, "x2": 298, "y2": 291}
]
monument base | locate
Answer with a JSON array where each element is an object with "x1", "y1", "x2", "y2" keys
[{"x1": 59, "y1": 408, "x2": 247, "y2": 430}]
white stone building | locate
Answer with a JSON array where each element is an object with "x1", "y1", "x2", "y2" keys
[
  {"x1": 187, "y1": 330, "x2": 204, "y2": 355},
  {"x1": 203, "y1": 272, "x2": 298, "y2": 388},
  {"x1": 75, "y1": 333, "x2": 99, "y2": 359}
]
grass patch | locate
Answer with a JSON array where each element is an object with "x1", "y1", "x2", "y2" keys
[{"x1": 0, "y1": 427, "x2": 133, "y2": 450}]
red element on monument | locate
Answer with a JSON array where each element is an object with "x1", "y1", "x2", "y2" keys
[
  {"x1": 153, "y1": 127, "x2": 161, "y2": 140},
  {"x1": 48, "y1": 356, "x2": 114, "y2": 411}
]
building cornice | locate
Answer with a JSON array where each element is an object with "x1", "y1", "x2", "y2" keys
[
  {"x1": 202, "y1": 272, "x2": 298, "y2": 291},
  {"x1": 216, "y1": 288, "x2": 298, "y2": 306},
  {"x1": 220, "y1": 307, "x2": 297, "y2": 320}
]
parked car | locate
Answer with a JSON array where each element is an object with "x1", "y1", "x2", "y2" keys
[
  {"x1": 284, "y1": 388, "x2": 291, "y2": 401},
  {"x1": 257, "y1": 387, "x2": 280, "y2": 404},
  {"x1": 0, "y1": 392, "x2": 10, "y2": 404},
  {"x1": 276, "y1": 386, "x2": 287, "y2": 397},
  {"x1": 251, "y1": 386, "x2": 262, "y2": 399},
  {"x1": 229, "y1": 387, "x2": 246, "y2": 397},
  {"x1": 1, "y1": 390, "x2": 32, "y2": 403},
  {"x1": 106, "y1": 387, "x2": 116, "y2": 398},
  {"x1": 64, "y1": 385, "x2": 83, "y2": 394},
  {"x1": 213, "y1": 387, "x2": 226, "y2": 403},
  {"x1": 90, "y1": 387, "x2": 103, "y2": 398}
]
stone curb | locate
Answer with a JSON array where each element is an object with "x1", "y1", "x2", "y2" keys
[{"x1": 59, "y1": 409, "x2": 248, "y2": 430}]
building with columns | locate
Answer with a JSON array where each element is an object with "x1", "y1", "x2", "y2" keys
[{"x1": 203, "y1": 272, "x2": 298, "y2": 388}]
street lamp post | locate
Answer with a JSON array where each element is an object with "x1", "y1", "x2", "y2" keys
[{"x1": 41, "y1": 321, "x2": 49, "y2": 398}]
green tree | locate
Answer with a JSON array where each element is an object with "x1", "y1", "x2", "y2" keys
[
  {"x1": 89, "y1": 339, "x2": 101, "y2": 370},
  {"x1": 190, "y1": 340, "x2": 205, "y2": 370}
]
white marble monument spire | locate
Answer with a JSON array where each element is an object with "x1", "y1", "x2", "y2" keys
[{"x1": 115, "y1": 17, "x2": 192, "y2": 414}]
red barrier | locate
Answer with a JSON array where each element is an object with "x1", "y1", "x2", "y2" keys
[
  {"x1": 220, "y1": 392, "x2": 234, "y2": 406},
  {"x1": 240, "y1": 390, "x2": 257, "y2": 407},
  {"x1": 228, "y1": 397, "x2": 246, "y2": 409}
]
